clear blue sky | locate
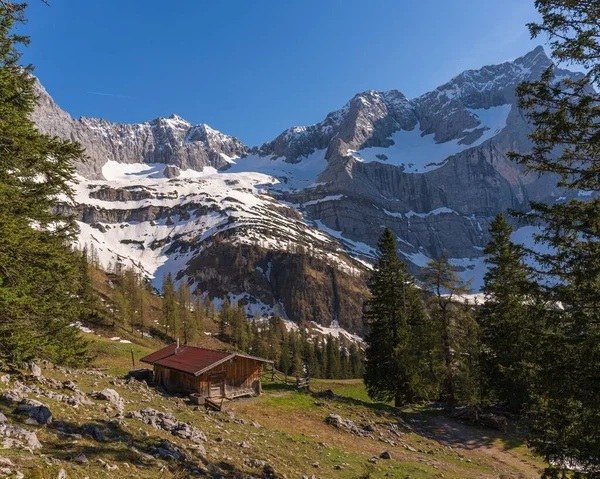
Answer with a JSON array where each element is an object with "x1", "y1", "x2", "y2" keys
[{"x1": 20, "y1": 0, "x2": 543, "y2": 146}]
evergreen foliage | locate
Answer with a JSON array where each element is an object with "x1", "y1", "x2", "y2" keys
[
  {"x1": 0, "y1": 4, "x2": 89, "y2": 367},
  {"x1": 507, "y1": 2, "x2": 600, "y2": 474},
  {"x1": 479, "y1": 214, "x2": 537, "y2": 411},
  {"x1": 363, "y1": 228, "x2": 434, "y2": 406}
]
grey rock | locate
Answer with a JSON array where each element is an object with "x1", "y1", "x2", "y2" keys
[
  {"x1": 0, "y1": 424, "x2": 42, "y2": 449},
  {"x1": 380, "y1": 450, "x2": 392, "y2": 459},
  {"x1": 14, "y1": 402, "x2": 53, "y2": 424},
  {"x1": 127, "y1": 408, "x2": 207, "y2": 443},
  {"x1": 31, "y1": 81, "x2": 249, "y2": 180},
  {"x1": 73, "y1": 453, "x2": 88, "y2": 464},
  {"x1": 90, "y1": 388, "x2": 124, "y2": 414},
  {"x1": 29, "y1": 363, "x2": 42, "y2": 378}
]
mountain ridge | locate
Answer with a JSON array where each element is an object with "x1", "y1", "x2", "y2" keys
[{"x1": 30, "y1": 46, "x2": 586, "y2": 331}]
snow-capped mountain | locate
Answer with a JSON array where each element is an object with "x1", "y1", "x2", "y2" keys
[{"x1": 31, "y1": 46, "x2": 583, "y2": 331}]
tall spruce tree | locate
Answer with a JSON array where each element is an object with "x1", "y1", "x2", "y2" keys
[
  {"x1": 507, "y1": 2, "x2": 600, "y2": 474},
  {"x1": 363, "y1": 228, "x2": 428, "y2": 406},
  {"x1": 0, "y1": 4, "x2": 89, "y2": 367},
  {"x1": 480, "y1": 214, "x2": 535, "y2": 411}
]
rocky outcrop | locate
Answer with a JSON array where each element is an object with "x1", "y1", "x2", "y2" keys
[
  {"x1": 31, "y1": 81, "x2": 249, "y2": 179},
  {"x1": 187, "y1": 242, "x2": 367, "y2": 332}
]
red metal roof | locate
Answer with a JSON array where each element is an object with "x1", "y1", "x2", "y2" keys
[{"x1": 140, "y1": 345, "x2": 272, "y2": 376}]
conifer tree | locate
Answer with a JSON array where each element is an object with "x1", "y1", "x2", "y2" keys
[
  {"x1": 178, "y1": 282, "x2": 197, "y2": 345},
  {"x1": 506, "y1": 2, "x2": 600, "y2": 473},
  {"x1": 194, "y1": 293, "x2": 204, "y2": 336},
  {"x1": 218, "y1": 298, "x2": 232, "y2": 340},
  {"x1": 279, "y1": 333, "x2": 291, "y2": 375},
  {"x1": 0, "y1": 3, "x2": 89, "y2": 366},
  {"x1": 250, "y1": 318, "x2": 265, "y2": 358},
  {"x1": 363, "y1": 228, "x2": 428, "y2": 406},
  {"x1": 479, "y1": 214, "x2": 535, "y2": 411},
  {"x1": 161, "y1": 273, "x2": 177, "y2": 338},
  {"x1": 422, "y1": 255, "x2": 477, "y2": 406}
]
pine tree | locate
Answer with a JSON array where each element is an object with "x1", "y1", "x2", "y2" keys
[
  {"x1": 230, "y1": 302, "x2": 248, "y2": 350},
  {"x1": 178, "y1": 282, "x2": 197, "y2": 345},
  {"x1": 325, "y1": 335, "x2": 340, "y2": 379},
  {"x1": 250, "y1": 317, "x2": 265, "y2": 358},
  {"x1": 505, "y1": 2, "x2": 600, "y2": 474},
  {"x1": 162, "y1": 273, "x2": 177, "y2": 338},
  {"x1": 479, "y1": 214, "x2": 535, "y2": 411},
  {"x1": 194, "y1": 293, "x2": 204, "y2": 336},
  {"x1": 218, "y1": 298, "x2": 232, "y2": 340},
  {"x1": 422, "y1": 255, "x2": 477, "y2": 406},
  {"x1": 0, "y1": 4, "x2": 89, "y2": 367},
  {"x1": 279, "y1": 333, "x2": 291, "y2": 376},
  {"x1": 363, "y1": 228, "x2": 428, "y2": 406}
]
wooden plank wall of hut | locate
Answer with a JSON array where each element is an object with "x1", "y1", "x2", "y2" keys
[
  {"x1": 154, "y1": 357, "x2": 265, "y2": 398},
  {"x1": 198, "y1": 357, "x2": 262, "y2": 398},
  {"x1": 154, "y1": 365, "x2": 197, "y2": 394}
]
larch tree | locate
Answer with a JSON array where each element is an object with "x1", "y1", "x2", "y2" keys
[
  {"x1": 422, "y1": 255, "x2": 477, "y2": 406},
  {"x1": 161, "y1": 273, "x2": 177, "y2": 338}
]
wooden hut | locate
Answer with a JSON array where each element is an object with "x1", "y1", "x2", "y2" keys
[{"x1": 139, "y1": 343, "x2": 273, "y2": 399}]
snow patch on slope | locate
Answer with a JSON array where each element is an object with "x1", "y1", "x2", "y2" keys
[
  {"x1": 350, "y1": 104, "x2": 512, "y2": 173},
  {"x1": 227, "y1": 149, "x2": 328, "y2": 190}
]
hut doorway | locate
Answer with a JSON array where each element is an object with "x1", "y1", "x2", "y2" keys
[{"x1": 209, "y1": 372, "x2": 224, "y2": 398}]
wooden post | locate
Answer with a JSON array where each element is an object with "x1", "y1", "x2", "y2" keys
[{"x1": 130, "y1": 349, "x2": 135, "y2": 369}]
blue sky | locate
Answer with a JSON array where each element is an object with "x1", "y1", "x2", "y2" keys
[{"x1": 20, "y1": 0, "x2": 543, "y2": 146}]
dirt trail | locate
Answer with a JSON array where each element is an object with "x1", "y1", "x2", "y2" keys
[{"x1": 411, "y1": 414, "x2": 544, "y2": 478}]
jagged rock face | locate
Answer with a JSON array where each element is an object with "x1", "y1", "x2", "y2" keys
[
  {"x1": 187, "y1": 243, "x2": 367, "y2": 332},
  {"x1": 259, "y1": 89, "x2": 417, "y2": 163},
  {"x1": 31, "y1": 46, "x2": 586, "y2": 314},
  {"x1": 31, "y1": 82, "x2": 249, "y2": 180}
]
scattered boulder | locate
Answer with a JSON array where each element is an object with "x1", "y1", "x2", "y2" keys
[
  {"x1": 151, "y1": 439, "x2": 192, "y2": 461},
  {"x1": 0, "y1": 375, "x2": 9, "y2": 385},
  {"x1": 14, "y1": 401, "x2": 52, "y2": 425},
  {"x1": 0, "y1": 424, "x2": 42, "y2": 450},
  {"x1": 324, "y1": 413, "x2": 370, "y2": 437},
  {"x1": 380, "y1": 450, "x2": 392, "y2": 460},
  {"x1": 128, "y1": 408, "x2": 207, "y2": 444},
  {"x1": 90, "y1": 388, "x2": 124, "y2": 414},
  {"x1": 73, "y1": 453, "x2": 88, "y2": 464},
  {"x1": 62, "y1": 380, "x2": 79, "y2": 391},
  {"x1": 29, "y1": 363, "x2": 42, "y2": 378}
]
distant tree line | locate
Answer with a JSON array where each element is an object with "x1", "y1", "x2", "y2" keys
[{"x1": 161, "y1": 274, "x2": 365, "y2": 380}]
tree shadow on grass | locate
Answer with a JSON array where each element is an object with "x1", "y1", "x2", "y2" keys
[{"x1": 312, "y1": 391, "x2": 526, "y2": 452}]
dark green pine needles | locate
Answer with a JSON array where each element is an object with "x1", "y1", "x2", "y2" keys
[{"x1": 0, "y1": 3, "x2": 89, "y2": 367}]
